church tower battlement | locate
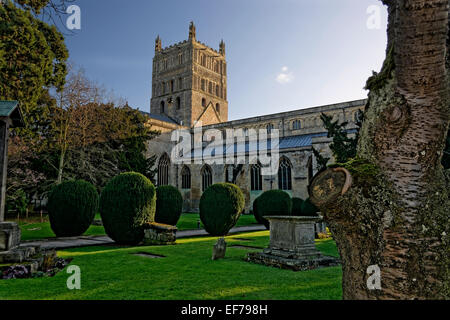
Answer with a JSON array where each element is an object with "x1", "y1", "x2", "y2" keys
[{"x1": 150, "y1": 22, "x2": 228, "y2": 127}]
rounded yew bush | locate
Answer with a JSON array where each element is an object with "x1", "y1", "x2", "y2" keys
[
  {"x1": 99, "y1": 172, "x2": 156, "y2": 245},
  {"x1": 48, "y1": 180, "x2": 99, "y2": 237},
  {"x1": 252, "y1": 196, "x2": 265, "y2": 225},
  {"x1": 300, "y1": 198, "x2": 320, "y2": 216},
  {"x1": 199, "y1": 183, "x2": 245, "y2": 236},
  {"x1": 155, "y1": 185, "x2": 183, "y2": 226},
  {"x1": 291, "y1": 197, "x2": 304, "y2": 216},
  {"x1": 256, "y1": 190, "x2": 292, "y2": 229}
]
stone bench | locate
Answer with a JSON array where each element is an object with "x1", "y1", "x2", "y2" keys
[{"x1": 143, "y1": 222, "x2": 177, "y2": 245}]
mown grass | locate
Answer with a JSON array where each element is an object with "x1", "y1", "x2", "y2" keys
[
  {"x1": 0, "y1": 231, "x2": 342, "y2": 300},
  {"x1": 15, "y1": 213, "x2": 260, "y2": 241}
]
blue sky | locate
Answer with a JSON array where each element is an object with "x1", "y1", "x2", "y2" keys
[{"x1": 63, "y1": 0, "x2": 388, "y2": 120}]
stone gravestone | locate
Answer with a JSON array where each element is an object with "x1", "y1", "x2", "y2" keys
[
  {"x1": 246, "y1": 216, "x2": 339, "y2": 271},
  {"x1": 212, "y1": 238, "x2": 227, "y2": 260}
]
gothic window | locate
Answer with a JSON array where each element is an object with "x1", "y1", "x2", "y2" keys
[
  {"x1": 201, "y1": 55, "x2": 206, "y2": 66},
  {"x1": 201, "y1": 165, "x2": 213, "y2": 191},
  {"x1": 208, "y1": 82, "x2": 213, "y2": 94},
  {"x1": 293, "y1": 120, "x2": 302, "y2": 130},
  {"x1": 181, "y1": 166, "x2": 191, "y2": 189},
  {"x1": 266, "y1": 123, "x2": 274, "y2": 134},
  {"x1": 160, "y1": 101, "x2": 165, "y2": 113},
  {"x1": 251, "y1": 163, "x2": 263, "y2": 191},
  {"x1": 178, "y1": 77, "x2": 182, "y2": 90},
  {"x1": 216, "y1": 103, "x2": 220, "y2": 113},
  {"x1": 202, "y1": 98, "x2": 206, "y2": 107},
  {"x1": 278, "y1": 157, "x2": 292, "y2": 190},
  {"x1": 158, "y1": 154, "x2": 170, "y2": 186},
  {"x1": 176, "y1": 97, "x2": 181, "y2": 110},
  {"x1": 161, "y1": 82, "x2": 165, "y2": 95},
  {"x1": 178, "y1": 53, "x2": 183, "y2": 65},
  {"x1": 170, "y1": 80, "x2": 174, "y2": 93},
  {"x1": 215, "y1": 85, "x2": 219, "y2": 97}
]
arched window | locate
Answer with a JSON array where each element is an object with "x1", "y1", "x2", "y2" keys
[
  {"x1": 181, "y1": 166, "x2": 191, "y2": 189},
  {"x1": 178, "y1": 53, "x2": 183, "y2": 65},
  {"x1": 160, "y1": 101, "x2": 165, "y2": 114},
  {"x1": 158, "y1": 154, "x2": 170, "y2": 186},
  {"x1": 201, "y1": 165, "x2": 213, "y2": 191},
  {"x1": 176, "y1": 97, "x2": 181, "y2": 110},
  {"x1": 178, "y1": 77, "x2": 183, "y2": 90},
  {"x1": 170, "y1": 80, "x2": 174, "y2": 93},
  {"x1": 208, "y1": 82, "x2": 213, "y2": 94},
  {"x1": 251, "y1": 163, "x2": 263, "y2": 191},
  {"x1": 292, "y1": 120, "x2": 302, "y2": 130},
  {"x1": 202, "y1": 98, "x2": 206, "y2": 107},
  {"x1": 278, "y1": 157, "x2": 292, "y2": 190},
  {"x1": 215, "y1": 85, "x2": 219, "y2": 96},
  {"x1": 216, "y1": 103, "x2": 220, "y2": 113}
]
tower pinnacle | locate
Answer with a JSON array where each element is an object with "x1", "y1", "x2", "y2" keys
[{"x1": 189, "y1": 21, "x2": 196, "y2": 41}]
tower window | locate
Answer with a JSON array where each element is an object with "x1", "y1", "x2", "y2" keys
[
  {"x1": 293, "y1": 120, "x2": 302, "y2": 130},
  {"x1": 208, "y1": 82, "x2": 212, "y2": 94},
  {"x1": 161, "y1": 82, "x2": 165, "y2": 95},
  {"x1": 216, "y1": 103, "x2": 220, "y2": 113},
  {"x1": 278, "y1": 157, "x2": 292, "y2": 191},
  {"x1": 215, "y1": 85, "x2": 219, "y2": 97},
  {"x1": 201, "y1": 79, "x2": 206, "y2": 91},
  {"x1": 160, "y1": 101, "x2": 165, "y2": 113},
  {"x1": 178, "y1": 53, "x2": 183, "y2": 65},
  {"x1": 170, "y1": 80, "x2": 174, "y2": 93},
  {"x1": 178, "y1": 77, "x2": 183, "y2": 90},
  {"x1": 181, "y1": 166, "x2": 191, "y2": 189},
  {"x1": 202, "y1": 98, "x2": 207, "y2": 107},
  {"x1": 176, "y1": 97, "x2": 181, "y2": 110}
]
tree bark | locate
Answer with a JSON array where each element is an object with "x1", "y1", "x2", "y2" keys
[{"x1": 310, "y1": 0, "x2": 449, "y2": 299}]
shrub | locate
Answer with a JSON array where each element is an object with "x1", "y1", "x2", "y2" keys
[
  {"x1": 99, "y1": 172, "x2": 156, "y2": 245},
  {"x1": 252, "y1": 196, "x2": 265, "y2": 225},
  {"x1": 155, "y1": 185, "x2": 183, "y2": 226},
  {"x1": 48, "y1": 180, "x2": 99, "y2": 237},
  {"x1": 291, "y1": 197, "x2": 304, "y2": 216},
  {"x1": 199, "y1": 183, "x2": 245, "y2": 236},
  {"x1": 256, "y1": 190, "x2": 292, "y2": 229},
  {"x1": 300, "y1": 198, "x2": 320, "y2": 216}
]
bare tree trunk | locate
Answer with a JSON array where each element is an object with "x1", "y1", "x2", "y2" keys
[{"x1": 310, "y1": 0, "x2": 449, "y2": 299}]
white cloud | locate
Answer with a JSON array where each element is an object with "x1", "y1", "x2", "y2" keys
[{"x1": 276, "y1": 66, "x2": 294, "y2": 84}]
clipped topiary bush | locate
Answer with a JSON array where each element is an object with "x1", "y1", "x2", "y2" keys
[
  {"x1": 48, "y1": 180, "x2": 99, "y2": 237},
  {"x1": 252, "y1": 196, "x2": 265, "y2": 225},
  {"x1": 155, "y1": 185, "x2": 183, "y2": 226},
  {"x1": 300, "y1": 198, "x2": 320, "y2": 216},
  {"x1": 199, "y1": 183, "x2": 245, "y2": 236},
  {"x1": 291, "y1": 197, "x2": 304, "y2": 216},
  {"x1": 256, "y1": 190, "x2": 292, "y2": 229},
  {"x1": 99, "y1": 172, "x2": 156, "y2": 245}
]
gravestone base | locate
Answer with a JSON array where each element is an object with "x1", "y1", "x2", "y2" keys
[
  {"x1": 0, "y1": 222, "x2": 21, "y2": 251},
  {"x1": 246, "y1": 216, "x2": 340, "y2": 271},
  {"x1": 143, "y1": 222, "x2": 177, "y2": 245}
]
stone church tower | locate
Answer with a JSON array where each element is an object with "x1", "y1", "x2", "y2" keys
[{"x1": 150, "y1": 22, "x2": 228, "y2": 127}]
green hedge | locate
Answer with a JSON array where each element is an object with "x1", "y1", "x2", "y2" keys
[
  {"x1": 255, "y1": 190, "x2": 292, "y2": 229},
  {"x1": 252, "y1": 196, "x2": 265, "y2": 225},
  {"x1": 300, "y1": 198, "x2": 320, "y2": 216},
  {"x1": 291, "y1": 197, "x2": 304, "y2": 216},
  {"x1": 199, "y1": 183, "x2": 245, "y2": 236},
  {"x1": 99, "y1": 172, "x2": 156, "y2": 245},
  {"x1": 48, "y1": 180, "x2": 99, "y2": 237},
  {"x1": 155, "y1": 185, "x2": 183, "y2": 226}
]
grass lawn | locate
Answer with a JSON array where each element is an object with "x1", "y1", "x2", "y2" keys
[
  {"x1": 14, "y1": 213, "x2": 260, "y2": 241},
  {"x1": 0, "y1": 231, "x2": 342, "y2": 300}
]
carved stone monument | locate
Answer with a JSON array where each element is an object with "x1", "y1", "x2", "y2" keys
[{"x1": 246, "y1": 216, "x2": 339, "y2": 271}]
